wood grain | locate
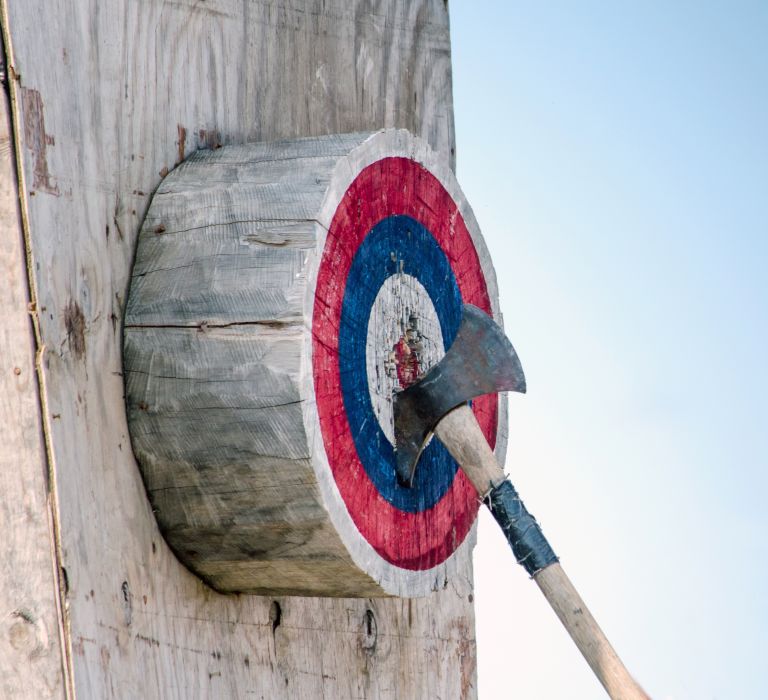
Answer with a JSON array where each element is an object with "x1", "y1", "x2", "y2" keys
[{"x1": 1, "y1": 0, "x2": 480, "y2": 696}]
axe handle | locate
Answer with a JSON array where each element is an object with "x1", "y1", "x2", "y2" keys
[
  {"x1": 434, "y1": 405, "x2": 649, "y2": 700},
  {"x1": 433, "y1": 405, "x2": 507, "y2": 491}
]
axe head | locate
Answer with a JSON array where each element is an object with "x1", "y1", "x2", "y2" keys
[{"x1": 393, "y1": 304, "x2": 526, "y2": 487}]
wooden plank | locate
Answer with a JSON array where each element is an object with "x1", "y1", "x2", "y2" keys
[
  {"x1": 2, "y1": 0, "x2": 478, "y2": 697},
  {"x1": 0, "y1": 40, "x2": 68, "y2": 699}
]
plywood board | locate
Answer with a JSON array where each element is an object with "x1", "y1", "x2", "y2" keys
[{"x1": 1, "y1": 0, "x2": 477, "y2": 697}]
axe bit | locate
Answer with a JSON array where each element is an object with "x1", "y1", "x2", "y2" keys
[{"x1": 394, "y1": 304, "x2": 649, "y2": 700}]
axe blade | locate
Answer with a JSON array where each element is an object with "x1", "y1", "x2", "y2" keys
[{"x1": 393, "y1": 304, "x2": 526, "y2": 487}]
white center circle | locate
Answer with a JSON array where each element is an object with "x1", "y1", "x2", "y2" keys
[{"x1": 365, "y1": 274, "x2": 445, "y2": 445}]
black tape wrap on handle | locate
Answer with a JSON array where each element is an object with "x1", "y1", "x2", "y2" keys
[{"x1": 485, "y1": 480, "x2": 559, "y2": 577}]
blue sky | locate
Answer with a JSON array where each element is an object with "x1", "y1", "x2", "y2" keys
[{"x1": 450, "y1": 3, "x2": 768, "y2": 697}]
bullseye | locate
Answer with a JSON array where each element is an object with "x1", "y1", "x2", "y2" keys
[{"x1": 366, "y1": 274, "x2": 444, "y2": 446}]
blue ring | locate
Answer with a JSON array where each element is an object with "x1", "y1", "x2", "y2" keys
[{"x1": 339, "y1": 215, "x2": 463, "y2": 513}]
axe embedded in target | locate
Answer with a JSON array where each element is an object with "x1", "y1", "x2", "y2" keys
[{"x1": 393, "y1": 304, "x2": 649, "y2": 699}]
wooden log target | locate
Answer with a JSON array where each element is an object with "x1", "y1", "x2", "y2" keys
[{"x1": 124, "y1": 130, "x2": 506, "y2": 597}]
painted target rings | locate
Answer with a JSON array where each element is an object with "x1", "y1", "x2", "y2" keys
[{"x1": 313, "y1": 150, "x2": 501, "y2": 581}]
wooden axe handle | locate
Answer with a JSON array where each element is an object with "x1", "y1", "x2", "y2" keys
[{"x1": 434, "y1": 405, "x2": 649, "y2": 700}]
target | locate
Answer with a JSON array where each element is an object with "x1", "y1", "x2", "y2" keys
[
  {"x1": 125, "y1": 130, "x2": 503, "y2": 597},
  {"x1": 312, "y1": 156, "x2": 498, "y2": 573}
]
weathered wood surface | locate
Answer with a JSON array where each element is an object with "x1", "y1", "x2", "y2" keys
[
  {"x1": 0, "y1": 51, "x2": 68, "y2": 700},
  {"x1": 124, "y1": 130, "x2": 500, "y2": 597},
  {"x1": 1, "y1": 0, "x2": 479, "y2": 697}
]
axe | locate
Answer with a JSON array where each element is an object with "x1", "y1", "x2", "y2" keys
[{"x1": 394, "y1": 304, "x2": 649, "y2": 700}]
